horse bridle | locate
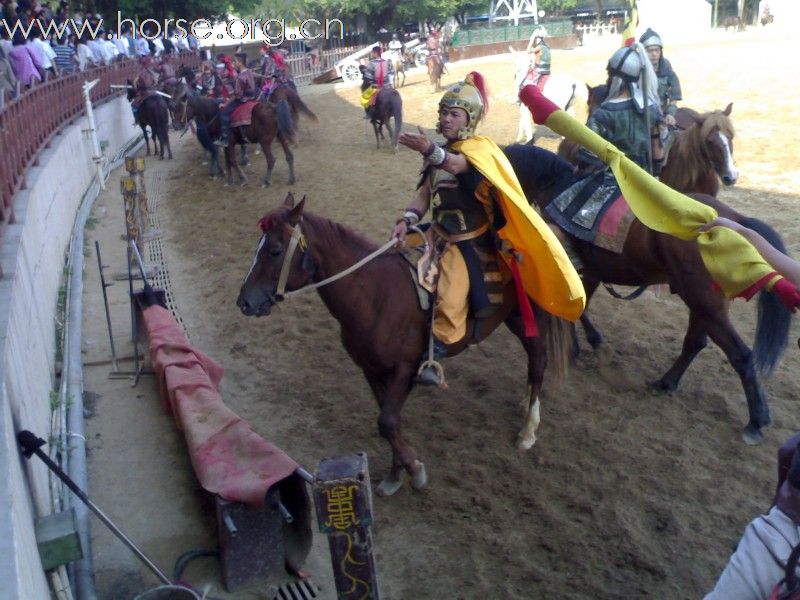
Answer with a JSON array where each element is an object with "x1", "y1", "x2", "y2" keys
[{"x1": 267, "y1": 221, "x2": 400, "y2": 301}]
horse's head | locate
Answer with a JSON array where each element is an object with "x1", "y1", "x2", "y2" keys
[
  {"x1": 586, "y1": 83, "x2": 608, "y2": 116},
  {"x1": 701, "y1": 103, "x2": 738, "y2": 186},
  {"x1": 169, "y1": 82, "x2": 192, "y2": 130},
  {"x1": 237, "y1": 193, "x2": 315, "y2": 317}
]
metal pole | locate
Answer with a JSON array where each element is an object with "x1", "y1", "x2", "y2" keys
[
  {"x1": 94, "y1": 241, "x2": 118, "y2": 371},
  {"x1": 17, "y1": 431, "x2": 173, "y2": 586}
]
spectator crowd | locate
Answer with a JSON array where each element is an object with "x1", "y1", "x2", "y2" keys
[{"x1": 0, "y1": 0, "x2": 201, "y2": 101}]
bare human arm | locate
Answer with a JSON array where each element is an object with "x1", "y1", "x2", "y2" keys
[{"x1": 699, "y1": 217, "x2": 800, "y2": 287}]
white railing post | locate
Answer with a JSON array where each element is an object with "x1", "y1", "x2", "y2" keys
[{"x1": 82, "y1": 79, "x2": 106, "y2": 190}]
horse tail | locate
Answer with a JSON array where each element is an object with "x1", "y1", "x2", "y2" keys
[
  {"x1": 742, "y1": 216, "x2": 791, "y2": 375},
  {"x1": 287, "y1": 89, "x2": 318, "y2": 123},
  {"x1": 545, "y1": 314, "x2": 572, "y2": 388},
  {"x1": 391, "y1": 91, "x2": 403, "y2": 148},
  {"x1": 275, "y1": 98, "x2": 297, "y2": 144}
]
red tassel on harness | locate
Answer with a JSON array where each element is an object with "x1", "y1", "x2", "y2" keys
[
  {"x1": 771, "y1": 277, "x2": 800, "y2": 313},
  {"x1": 508, "y1": 254, "x2": 538, "y2": 338}
]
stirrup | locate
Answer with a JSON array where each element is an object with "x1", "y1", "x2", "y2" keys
[{"x1": 415, "y1": 359, "x2": 447, "y2": 389}]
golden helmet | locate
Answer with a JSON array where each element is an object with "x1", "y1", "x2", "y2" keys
[{"x1": 436, "y1": 72, "x2": 489, "y2": 139}]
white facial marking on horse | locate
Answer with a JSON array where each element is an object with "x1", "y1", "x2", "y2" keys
[
  {"x1": 244, "y1": 234, "x2": 267, "y2": 283},
  {"x1": 717, "y1": 131, "x2": 738, "y2": 181}
]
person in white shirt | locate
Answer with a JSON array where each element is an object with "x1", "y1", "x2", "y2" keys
[
  {"x1": 75, "y1": 36, "x2": 96, "y2": 71},
  {"x1": 151, "y1": 36, "x2": 164, "y2": 57},
  {"x1": 28, "y1": 30, "x2": 57, "y2": 76},
  {"x1": 134, "y1": 36, "x2": 149, "y2": 57},
  {"x1": 86, "y1": 38, "x2": 103, "y2": 63},
  {"x1": 111, "y1": 32, "x2": 130, "y2": 58}
]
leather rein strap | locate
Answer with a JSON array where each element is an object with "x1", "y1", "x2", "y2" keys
[{"x1": 274, "y1": 223, "x2": 404, "y2": 300}]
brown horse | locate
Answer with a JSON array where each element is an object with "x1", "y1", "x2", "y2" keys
[
  {"x1": 503, "y1": 143, "x2": 790, "y2": 445},
  {"x1": 171, "y1": 92, "x2": 296, "y2": 186},
  {"x1": 359, "y1": 66, "x2": 403, "y2": 150},
  {"x1": 659, "y1": 104, "x2": 738, "y2": 197},
  {"x1": 127, "y1": 80, "x2": 172, "y2": 159},
  {"x1": 427, "y1": 54, "x2": 444, "y2": 92},
  {"x1": 262, "y1": 82, "x2": 319, "y2": 130},
  {"x1": 236, "y1": 193, "x2": 572, "y2": 496}
]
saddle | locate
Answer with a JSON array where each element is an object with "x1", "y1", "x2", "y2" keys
[
  {"x1": 398, "y1": 226, "x2": 509, "y2": 324},
  {"x1": 231, "y1": 100, "x2": 259, "y2": 128},
  {"x1": 545, "y1": 168, "x2": 635, "y2": 254}
]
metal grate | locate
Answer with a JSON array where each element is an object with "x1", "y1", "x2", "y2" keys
[
  {"x1": 271, "y1": 579, "x2": 320, "y2": 600},
  {"x1": 143, "y1": 170, "x2": 190, "y2": 340}
]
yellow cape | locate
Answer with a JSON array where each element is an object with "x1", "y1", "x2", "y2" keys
[
  {"x1": 542, "y1": 110, "x2": 780, "y2": 297},
  {"x1": 452, "y1": 136, "x2": 586, "y2": 322}
]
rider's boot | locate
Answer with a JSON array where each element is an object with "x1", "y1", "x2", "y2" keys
[{"x1": 415, "y1": 336, "x2": 448, "y2": 387}]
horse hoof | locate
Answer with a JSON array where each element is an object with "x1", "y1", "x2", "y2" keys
[
  {"x1": 516, "y1": 432, "x2": 537, "y2": 451},
  {"x1": 376, "y1": 477, "x2": 403, "y2": 497},
  {"x1": 742, "y1": 424, "x2": 764, "y2": 445},
  {"x1": 261, "y1": 179, "x2": 271, "y2": 187},
  {"x1": 648, "y1": 378, "x2": 676, "y2": 394},
  {"x1": 409, "y1": 461, "x2": 427, "y2": 491}
]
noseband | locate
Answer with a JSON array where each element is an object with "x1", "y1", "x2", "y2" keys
[{"x1": 266, "y1": 221, "x2": 401, "y2": 301}]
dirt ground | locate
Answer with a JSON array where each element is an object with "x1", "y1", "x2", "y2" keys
[{"x1": 82, "y1": 26, "x2": 800, "y2": 599}]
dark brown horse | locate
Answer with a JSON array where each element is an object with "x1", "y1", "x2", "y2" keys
[
  {"x1": 171, "y1": 92, "x2": 295, "y2": 186},
  {"x1": 127, "y1": 80, "x2": 172, "y2": 159},
  {"x1": 261, "y1": 82, "x2": 319, "y2": 130},
  {"x1": 503, "y1": 143, "x2": 790, "y2": 445},
  {"x1": 427, "y1": 54, "x2": 444, "y2": 92},
  {"x1": 236, "y1": 193, "x2": 572, "y2": 496},
  {"x1": 359, "y1": 66, "x2": 403, "y2": 150}
]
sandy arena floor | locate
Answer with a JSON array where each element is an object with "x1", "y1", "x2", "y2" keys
[{"x1": 81, "y1": 25, "x2": 800, "y2": 599}]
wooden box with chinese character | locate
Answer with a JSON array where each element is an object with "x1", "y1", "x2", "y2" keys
[{"x1": 313, "y1": 452, "x2": 373, "y2": 533}]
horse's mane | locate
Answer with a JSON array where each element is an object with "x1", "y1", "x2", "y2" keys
[
  {"x1": 668, "y1": 111, "x2": 734, "y2": 190},
  {"x1": 262, "y1": 209, "x2": 380, "y2": 256},
  {"x1": 303, "y1": 212, "x2": 380, "y2": 255}
]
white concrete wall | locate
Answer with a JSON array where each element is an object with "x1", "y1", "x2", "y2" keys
[{"x1": 0, "y1": 95, "x2": 138, "y2": 599}]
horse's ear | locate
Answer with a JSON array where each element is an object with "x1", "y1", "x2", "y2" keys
[
  {"x1": 723, "y1": 102, "x2": 733, "y2": 116},
  {"x1": 288, "y1": 197, "x2": 305, "y2": 225},
  {"x1": 283, "y1": 192, "x2": 295, "y2": 208}
]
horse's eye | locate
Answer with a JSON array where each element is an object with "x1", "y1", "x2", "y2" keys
[{"x1": 269, "y1": 245, "x2": 283, "y2": 257}]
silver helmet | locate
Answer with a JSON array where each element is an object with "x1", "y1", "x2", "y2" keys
[
  {"x1": 639, "y1": 28, "x2": 663, "y2": 49},
  {"x1": 607, "y1": 45, "x2": 643, "y2": 82}
]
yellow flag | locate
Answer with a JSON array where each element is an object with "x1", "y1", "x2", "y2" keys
[{"x1": 621, "y1": 0, "x2": 638, "y2": 47}]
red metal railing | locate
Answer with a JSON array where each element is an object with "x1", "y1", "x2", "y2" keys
[{"x1": 0, "y1": 52, "x2": 202, "y2": 243}]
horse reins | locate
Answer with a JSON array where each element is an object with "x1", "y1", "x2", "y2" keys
[{"x1": 273, "y1": 222, "x2": 404, "y2": 300}]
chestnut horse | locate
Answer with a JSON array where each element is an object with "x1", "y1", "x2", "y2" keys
[
  {"x1": 503, "y1": 143, "x2": 790, "y2": 445},
  {"x1": 557, "y1": 99, "x2": 742, "y2": 361},
  {"x1": 427, "y1": 53, "x2": 444, "y2": 92},
  {"x1": 237, "y1": 193, "x2": 572, "y2": 496},
  {"x1": 171, "y1": 91, "x2": 296, "y2": 186}
]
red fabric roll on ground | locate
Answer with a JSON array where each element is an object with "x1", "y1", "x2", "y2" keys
[{"x1": 142, "y1": 305, "x2": 299, "y2": 507}]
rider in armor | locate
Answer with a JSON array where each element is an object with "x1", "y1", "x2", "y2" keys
[
  {"x1": 215, "y1": 52, "x2": 256, "y2": 146},
  {"x1": 360, "y1": 46, "x2": 394, "y2": 118},
  {"x1": 639, "y1": 28, "x2": 682, "y2": 126},
  {"x1": 586, "y1": 44, "x2": 666, "y2": 174},
  {"x1": 392, "y1": 72, "x2": 584, "y2": 386},
  {"x1": 524, "y1": 28, "x2": 550, "y2": 91},
  {"x1": 388, "y1": 32, "x2": 405, "y2": 65},
  {"x1": 426, "y1": 27, "x2": 442, "y2": 64},
  {"x1": 131, "y1": 55, "x2": 157, "y2": 123}
]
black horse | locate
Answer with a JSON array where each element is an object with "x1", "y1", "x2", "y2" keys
[
  {"x1": 127, "y1": 80, "x2": 172, "y2": 159},
  {"x1": 359, "y1": 66, "x2": 403, "y2": 150}
]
